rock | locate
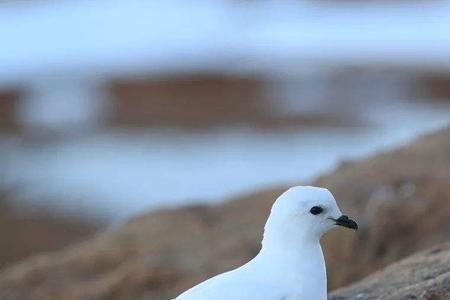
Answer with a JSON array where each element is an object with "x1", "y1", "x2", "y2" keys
[
  {"x1": 0, "y1": 127, "x2": 449, "y2": 300},
  {"x1": 0, "y1": 90, "x2": 20, "y2": 132},
  {"x1": 320, "y1": 127, "x2": 450, "y2": 289},
  {"x1": 0, "y1": 190, "x2": 97, "y2": 269},
  {"x1": 108, "y1": 73, "x2": 352, "y2": 129},
  {"x1": 329, "y1": 242, "x2": 450, "y2": 300}
]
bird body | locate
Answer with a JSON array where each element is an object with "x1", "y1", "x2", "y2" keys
[
  {"x1": 177, "y1": 245, "x2": 326, "y2": 300},
  {"x1": 174, "y1": 186, "x2": 357, "y2": 300}
]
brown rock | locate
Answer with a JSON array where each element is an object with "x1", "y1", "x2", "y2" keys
[
  {"x1": 320, "y1": 128, "x2": 450, "y2": 289},
  {"x1": 0, "y1": 127, "x2": 449, "y2": 300},
  {"x1": 329, "y1": 242, "x2": 450, "y2": 300},
  {"x1": 0, "y1": 89, "x2": 20, "y2": 132},
  {"x1": 0, "y1": 191, "x2": 97, "y2": 269},
  {"x1": 107, "y1": 73, "x2": 354, "y2": 130}
]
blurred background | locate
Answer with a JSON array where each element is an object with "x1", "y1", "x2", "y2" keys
[{"x1": 1, "y1": 0, "x2": 450, "y2": 286}]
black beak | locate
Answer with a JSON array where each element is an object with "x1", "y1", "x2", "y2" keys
[{"x1": 333, "y1": 215, "x2": 358, "y2": 230}]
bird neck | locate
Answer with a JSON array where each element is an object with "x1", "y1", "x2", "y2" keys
[
  {"x1": 256, "y1": 238, "x2": 327, "y2": 292},
  {"x1": 259, "y1": 238, "x2": 324, "y2": 267},
  {"x1": 261, "y1": 222, "x2": 322, "y2": 252}
]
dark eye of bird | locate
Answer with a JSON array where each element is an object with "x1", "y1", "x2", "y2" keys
[{"x1": 310, "y1": 206, "x2": 323, "y2": 215}]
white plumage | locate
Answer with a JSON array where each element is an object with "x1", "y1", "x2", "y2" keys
[{"x1": 174, "y1": 186, "x2": 358, "y2": 300}]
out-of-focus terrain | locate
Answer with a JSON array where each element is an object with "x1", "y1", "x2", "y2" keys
[
  {"x1": 330, "y1": 242, "x2": 450, "y2": 300},
  {"x1": 0, "y1": 190, "x2": 97, "y2": 268},
  {"x1": 108, "y1": 74, "x2": 352, "y2": 129},
  {"x1": 0, "y1": 126, "x2": 448, "y2": 300},
  {"x1": 1, "y1": 2, "x2": 450, "y2": 299}
]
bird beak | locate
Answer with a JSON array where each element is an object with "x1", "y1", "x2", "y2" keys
[{"x1": 332, "y1": 215, "x2": 358, "y2": 230}]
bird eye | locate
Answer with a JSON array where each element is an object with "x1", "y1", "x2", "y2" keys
[{"x1": 310, "y1": 206, "x2": 323, "y2": 215}]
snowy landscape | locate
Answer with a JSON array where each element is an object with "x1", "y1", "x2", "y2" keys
[{"x1": 2, "y1": 0, "x2": 450, "y2": 221}]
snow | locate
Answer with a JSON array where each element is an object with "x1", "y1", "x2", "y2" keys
[
  {"x1": 2, "y1": 0, "x2": 450, "y2": 87},
  {"x1": 1, "y1": 99, "x2": 450, "y2": 221},
  {"x1": 0, "y1": 0, "x2": 239, "y2": 85},
  {"x1": 2, "y1": 0, "x2": 450, "y2": 221},
  {"x1": 17, "y1": 78, "x2": 106, "y2": 130}
]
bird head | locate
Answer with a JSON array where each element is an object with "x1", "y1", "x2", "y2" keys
[{"x1": 263, "y1": 186, "x2": 357, "y2": 248}]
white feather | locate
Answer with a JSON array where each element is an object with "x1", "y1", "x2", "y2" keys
[{"x1": 175, "y1": 186, "x2": 347, "y2": 300}]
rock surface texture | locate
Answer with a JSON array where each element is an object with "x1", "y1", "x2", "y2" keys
[
  {"x1": 330, "y1": 242, "x2": 450, "y2": 300},
  {"x1": 0, "y1": 127, "x2": 449, "y2": 300}
]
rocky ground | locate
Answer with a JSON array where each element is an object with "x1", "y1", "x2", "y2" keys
[
  {"x1": 0, "y1": 126, "x2": 449, "y2": 300},
  {"x1": 0, "y1": 191, "x2": 97, "y2": 269},
  {"x1": 330, "y1": 242, "x2": 450, "y2": 300}
]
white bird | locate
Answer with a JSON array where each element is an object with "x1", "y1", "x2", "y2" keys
[{"x1": 174, "y1": 186, "x2": 358, "y2": 300}]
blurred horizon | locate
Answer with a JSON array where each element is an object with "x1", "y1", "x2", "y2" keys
[{"x1": 2, "y1": 0, "x2": 450, "y2": 225}]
